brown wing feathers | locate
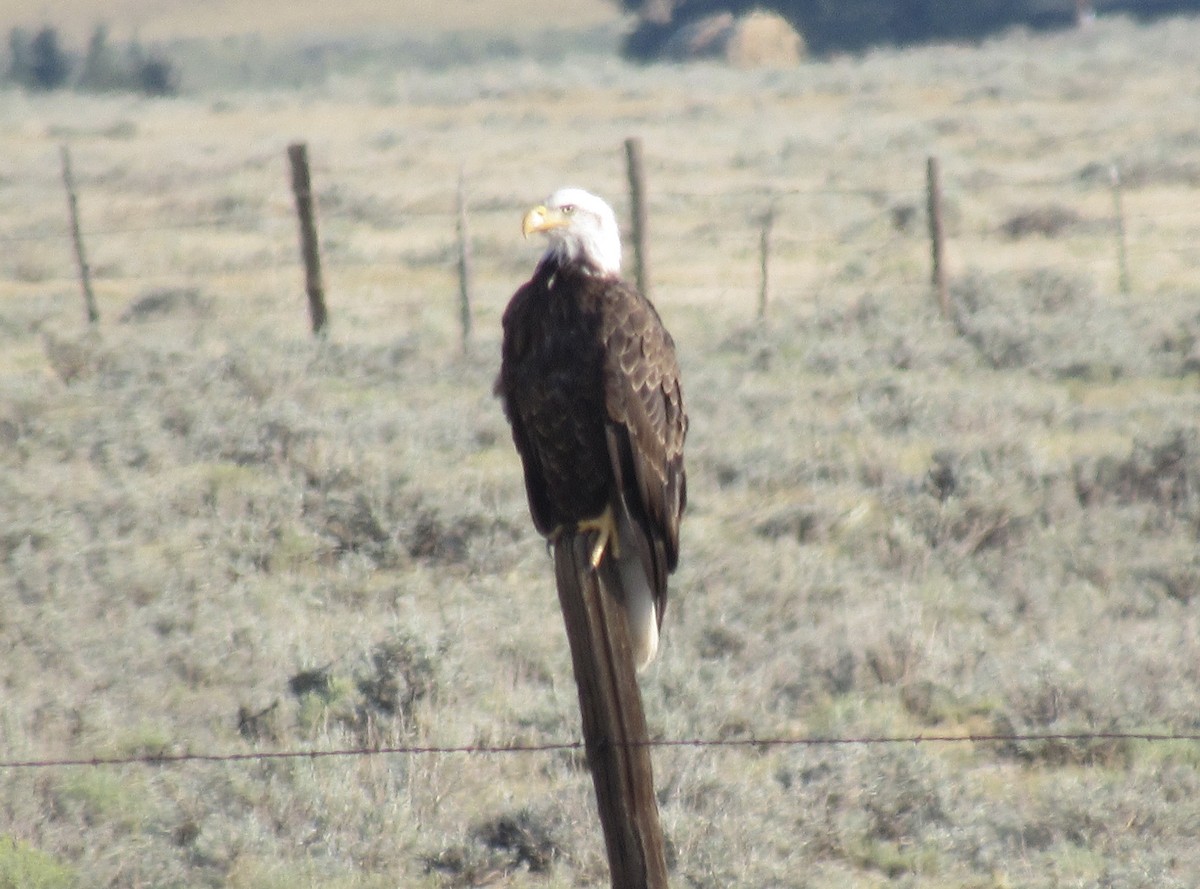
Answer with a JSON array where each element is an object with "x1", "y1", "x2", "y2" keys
[
  {"x1": 597, "y1": 280, "x2": 686, "y2": 628},
  {"x1": 498, "y1": 258, "x2": 686, "y2": 648}
]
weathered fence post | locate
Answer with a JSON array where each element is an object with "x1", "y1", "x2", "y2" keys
[
  {"x1": 758, "y1": 203, "x2": 775, "y2": 320},
  {"x1": 926, "y1": 156, "x2": 950, "y2": 320},
  {"x1": 554, "y1": 536, "x2": 670, "y2": 889},
  {"x1": 1109, "y1": 163, "x2": 1131, "y2": 296},
  {"x1": 287, "y1": 142, "x2": 328, "y2": 336},
  {"x1": 624, "y1": 137, "x2": 650, "y2": 299},
  {"x1": 457, "y1": 167, "x2": 473, "y2": 356},
  {"x1": 59, "y1": 145, "x2": 99, "y2": 325}
]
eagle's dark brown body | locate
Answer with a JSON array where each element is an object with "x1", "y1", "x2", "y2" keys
[{"x1": 496, "y1": 255, "x2": 687, "y2": 639}]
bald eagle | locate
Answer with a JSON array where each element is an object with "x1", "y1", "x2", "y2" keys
[{"x1": 495, "y1": 188, "x2": 687, "y2": 670}]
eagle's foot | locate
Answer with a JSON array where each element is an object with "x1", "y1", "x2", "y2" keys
[{"x1": 577, "y1": 506, "x2": 620, "y2": 570}]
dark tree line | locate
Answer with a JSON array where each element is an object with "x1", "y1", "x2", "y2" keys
[
  {"x1": 618, "y1": 0, "x2": 1200, "y2": 58},
  {"x1": 5, "y1": 25, "x2": 177, "y2": 95}
]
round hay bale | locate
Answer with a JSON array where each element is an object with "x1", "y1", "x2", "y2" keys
[{"x1": 724, "y1": 10, "x2": 805, "y2": 68}]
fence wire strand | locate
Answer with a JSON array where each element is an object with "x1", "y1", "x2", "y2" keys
[{"x1": 4, "y1": 730, "x2": 1198, "y2": 772}]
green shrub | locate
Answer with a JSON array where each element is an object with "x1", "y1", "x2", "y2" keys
[{"x1": 0, "y1": 836, "x2": 73, "y2": 889}]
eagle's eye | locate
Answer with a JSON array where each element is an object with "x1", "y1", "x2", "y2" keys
[{"x1": 561, "y1": 204, "x2": 576, "y2": 215}]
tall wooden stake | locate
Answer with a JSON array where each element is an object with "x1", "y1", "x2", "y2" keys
[
  {"x1": 456, "y1": 167, "x2": 473, "y2": 355},
  {"x1": 926, "y1": 156, "x2": 950, "y2": 320},
  {"x1": 758, "y1": 204, "x2": 775, "y2": 320},
  {"x1": 1109, "y1": 163, "x2": 1131, "y2": 296},
  {"x1": 287, "y1": 142, "x2": 329, "y2": 336},
  {"x1": 60, "y1": 145, "x2": 99, "y2": 325},
  {"x1": 624, "y1": 137, "x2": 650, "y2": 299},
  {"x1": 554, "y1": 535, "x2": 670, "y2": 889}
]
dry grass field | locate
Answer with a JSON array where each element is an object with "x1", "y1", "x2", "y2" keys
[
  {"x1": 3, "y1": 7, "x2": 1200, "y2": 889},
  {"x1": 3, "y1": 0, "x2": 619, "y2": 40}
]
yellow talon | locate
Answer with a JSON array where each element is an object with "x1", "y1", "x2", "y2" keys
[{"x1": 577, "y1": 506, "x2": 620, "y2": 569}]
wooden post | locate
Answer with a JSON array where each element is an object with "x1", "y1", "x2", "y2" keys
[
  {"x1": 758, "y1": 204, "x2": 775, "y2": 320},
  {"x1": 1109, "y1": 164, "x2": 1131, "y2": 296},
  {"x1": 287, "y1": 142, "x2": 328, "y2": 336},
  {"x1": 624, "y1": 137, "x2": 650, "y2": 299},
  {"x1": 554, "y1": 535, "x2": 669, "y2": 889},
  {"x1": 456, "y1": 167, "x2": 473, "y2": 356},
  {"x1": 59, "y1": 145, "x2": 99, "y2": 325},
  {"x1": 926, "y1": 156, "x2": 950, "y2": 320}
]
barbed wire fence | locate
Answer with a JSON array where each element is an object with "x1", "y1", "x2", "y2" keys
[
  {"x1": 3, "y1": 730, "x2": 1200, "y2": 773},
  {"x1": 5, "y1": 138, "x2": 1198, "y2": 341},
  {"x1": 4, "y1": 137, "x2": 1200, "y2": 782}
]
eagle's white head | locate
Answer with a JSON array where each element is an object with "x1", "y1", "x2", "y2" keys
[{"x1": 522, "y1": 187, "x2": 621, "y2": 277}]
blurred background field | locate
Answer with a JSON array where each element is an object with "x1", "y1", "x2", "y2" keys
[
  {"x1": 3, "y1": 0, "x2": 619, "y2": 40},
  {"x1": 2, "y1": 4, "x2": 1200, "y2": 888}
]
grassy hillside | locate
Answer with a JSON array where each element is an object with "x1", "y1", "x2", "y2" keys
[{"x1": 2, "y1": 12, "x2": 1200, "y2": 889}]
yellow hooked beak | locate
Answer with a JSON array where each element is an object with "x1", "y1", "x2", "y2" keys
[{"x1": 522, "y1": 205, "x2": 571, "y2": 238}]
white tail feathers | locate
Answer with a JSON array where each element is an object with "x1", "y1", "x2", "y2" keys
[{"x1": 615, "y1": 512, "x2": 660, "y2": 670}]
